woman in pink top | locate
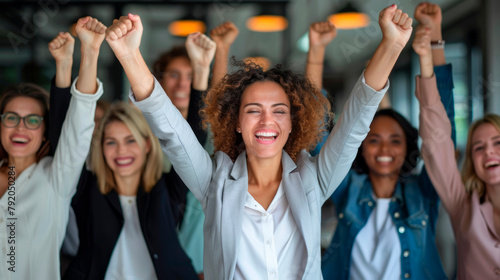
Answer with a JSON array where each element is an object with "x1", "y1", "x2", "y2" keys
[{"x1": 418, "y1": 28, "x2": 500, "y2": 279}]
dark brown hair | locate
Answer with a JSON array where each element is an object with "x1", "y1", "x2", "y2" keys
[
  {"x1": 202, "y1": 60, "x2": 333, "y2": 162},
  {"x1": 152, "y1": 46, "x2": 190, "y2": 82}
]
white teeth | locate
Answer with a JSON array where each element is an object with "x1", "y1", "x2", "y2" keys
[
  {"x1": 485, "y1": 161, "x2": 500, "y2": 168},
  {"x1": 11, "y1": 137, "x2": 29, "y2": 143},
  {"x1": 255, "y1": 132, "x2": 277, "y2": 137},
  {"x1": 376, "y1": 156, "x2": 393, "y2": 163},
  {"x1": 116, "y1": 158, "x2": 133, "y2": 165}
]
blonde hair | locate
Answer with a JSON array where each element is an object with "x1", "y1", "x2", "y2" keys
[
  {"x1": 462, "y1": 114, "x2": 500, "y2": 198},
  {"x1": 90, "y1": 102, "x2": 163, "y2": 194}
]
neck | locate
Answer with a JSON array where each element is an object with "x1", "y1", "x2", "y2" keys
[
  {"x1": 8, "y1": 155, "x2": 36, "y2": 176},
  {"x1": 114, "y1": 173, "x2": 140, "y2": 196},
  {"x1": 246, "y1": 155, "x2": 282, "y2": 189},
  {"x1": 486, "y1": 184, "x2": 500, "y2": 211},
  {"x1": 368, "y1": 172, "x2": 398, "y2": 198}
]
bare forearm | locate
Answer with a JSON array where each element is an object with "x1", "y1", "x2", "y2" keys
[
  {"x1": 431, "y1": 29, "x2": 446, "y2": 66},
  {"x1": 306, "y1": 46, "x2": 325, "y2": 90},
  {"x1": 118, "y1": 49, "x2": 155, "y2": 101},
  {"x1": 419, "y1": 53, "x2": 434, "y2": 78},
  {"x1": 192, "y1": 65, "x2": 210, "y2": 91},
  {"x1": 55, "y1": 59, "x2": 72, "y2": 88},
  {"x1": 212, "y1": 47, "x2": 229, "y2": 87},
  {"x1": 365, "y1": 40, "x2": 403, "y2": 91},
  {"x1": 76, "y1": 48, "x2": 99, "y2": 94}
]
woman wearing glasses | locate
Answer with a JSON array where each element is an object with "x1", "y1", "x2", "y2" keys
[{"x1": 0, "y1": 17, "x2": 103, "y2": 280}]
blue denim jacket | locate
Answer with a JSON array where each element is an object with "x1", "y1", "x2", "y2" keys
[{"x1": 322, "y1": 64, "x2": 455, "y2": 280}]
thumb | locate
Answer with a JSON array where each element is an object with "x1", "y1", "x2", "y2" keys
[
  {"x1": 128, "y1": 13, "x2": 143, "y2": 31},
  {"x1": 380, "y1": 4, "x2": 397, "y2": 21},
  {"x1": 77, "y1": 16, "x2": 91, "y2": 27}
]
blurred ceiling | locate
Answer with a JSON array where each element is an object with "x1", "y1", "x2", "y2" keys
[{"x1": 0, "y1": 0, "x2": 479, "y2": 81}]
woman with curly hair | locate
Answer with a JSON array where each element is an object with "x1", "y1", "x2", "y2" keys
[{"x1": 106, "y1": 5, "x2": 412, "y2": 279}]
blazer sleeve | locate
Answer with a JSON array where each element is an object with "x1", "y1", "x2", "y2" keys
[
  {"x1": 130, "y1": 78, "x2": 213, "y2": 203},
  {"x1": 49, "y1": 76, "x2": 103, "y2": 198},
  {"x1": 317, "y1": 72, "x2": 388, "y2": 202},
  {"x1": 49, "y1": 77, "x2": 72, "y2": 156},
  {"x1": 417, "y1": 74, "x2": 465, "y2": 216}
]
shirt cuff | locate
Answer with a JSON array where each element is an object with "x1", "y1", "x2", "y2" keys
[
  {"x1": 70, "y1": 76, "x2": 104, "y2": 101},
  {"x1": 358, "y1": 70, "x2": 390, "y2": 106},
  {"x1": 129, "y1": 78, "x2": 169, "y2": 114}
]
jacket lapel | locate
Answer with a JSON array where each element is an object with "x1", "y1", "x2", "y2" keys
[
  {"x1": 105, "y1": 190, "x2": 123, "y2": 218},
  {"x1": 281, "y1": 152, "x2": 312, "y2": 264},
  {"x1": 479, "y1": 195, "x2": 499, "y2": 240},
  {"x1": 221, "y1": 152, "x2": 248, "y2": 279}
]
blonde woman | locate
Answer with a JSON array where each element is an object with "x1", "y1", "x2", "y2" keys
[{"x1": 60, "y1": 102, "x2": 198, "y2": 280}]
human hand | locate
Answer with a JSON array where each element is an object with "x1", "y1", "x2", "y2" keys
[
  {"x1": 106, "y1": 13, "x2": 143, "y2": 60},
  {"x1": 379, "y1": 5, "x2": 413, "y2": 50},
  {"x1": 185, "y1": 32, "x2": 216, "y2": 69},
  {"x1": 414, "y1": 2, "x2": 442, "y2": 40},
  {"x1": 309, "y1": 21, "x2": 337, "y2": 49},
  {"x1": 210, "y1": 22, "x2": 239, "y2": 51},
  {"x1": 412, "y1": 25, "x2": 432, "y2": 57},
  {"x1": 48, "y1": 32, "x2": 74, "y2": 62},
  {"x1": 74, "y1": 16, "x2": 106, "y2": 51}
]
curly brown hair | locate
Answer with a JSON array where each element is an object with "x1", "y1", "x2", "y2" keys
[{"x1": 202, "y1": 60, "x2": 333, "y2": 162}]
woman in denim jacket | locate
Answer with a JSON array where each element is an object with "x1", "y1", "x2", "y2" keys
[{"x1": 322, "y1": 15, "x2": 456, "y2": 280}]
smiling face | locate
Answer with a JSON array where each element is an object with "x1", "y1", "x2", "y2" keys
[
  {"x1": 238, "y1": 80, "x2": 292, "y2": 162},
  {"x1": 0, "y1": 96, "x2": 45, "y2": 163},
  {"x1": 102, "y1": 121, "x2": 151, "y2": 181},
  {"x1": 160, "y1": 56, "x2": 192, "y2": 115},
  {"x1": 361, "y1": 115, "x2": 407, "y2": 178},
  {"x1": 471, "y1": 123, "x2": 500, "y2": 188}
]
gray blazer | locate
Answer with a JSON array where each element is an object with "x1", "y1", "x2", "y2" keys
[{"x1": 131, "y1": 73, "x2": 387, "y2": 280}]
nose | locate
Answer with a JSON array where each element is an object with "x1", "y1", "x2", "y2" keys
[
  {"x1": 117, "y1": 142, "x2": 127, "y2": 155},
  {"x1": 260, "y1": 110, "x2": 273, "y2": 126},
  {"x1": 485, "y1": 143, "x2": 495, "y2": 155},
  {"x1": 178, "y1": 74, "x2": 191, "y2": 90}
]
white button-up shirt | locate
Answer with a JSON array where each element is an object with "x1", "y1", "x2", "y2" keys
[{"x1": 235, "y1": 183, "x2": 307, "y2": 280}]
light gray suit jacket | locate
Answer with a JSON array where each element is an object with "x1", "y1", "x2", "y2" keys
[{"x1": 131, "y1": 73, "x2": 387, "y2": 280}]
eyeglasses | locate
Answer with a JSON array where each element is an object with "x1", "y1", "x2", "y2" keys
[{"x1": 0, "y1": 112, "x2": 44, "y2": 130}]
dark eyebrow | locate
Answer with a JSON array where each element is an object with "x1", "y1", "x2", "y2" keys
[{"x1": 243, "y1": 103, "x2": 289, "y2": 108}]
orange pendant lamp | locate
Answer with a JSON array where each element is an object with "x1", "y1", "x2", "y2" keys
[{"x1": 328, "y1": 3, "x2": 369, "y2": 30}]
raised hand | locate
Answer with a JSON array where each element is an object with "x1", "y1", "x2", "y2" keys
[
  {"x1": 106, "y1": 13, "x2": 143, "y2": 60},
  {"x1": 379, "y1": 5, "x2": 413, "y2": 50},
  {"x1": 210, "y1": 22, "x2": 239, "y2": 51},
  {"x1": 75, "y1": 16, "x2": 106, "y2": 51},
  {"x1": 412, "y1": 25, "x2": 431, "y2": 57},
  {"x1": 185, "y1": 32, "x2": 216, "y2": 70},
  {"x1": 414, "y1": 2, "x2": 442, "y2": 40},
  {"x1": 309, "y1": 21, "x2": 337, "y2": 49},
  {"x1": 49, "y1": 32, "x2": 74, "y2": 88},
  {"x1": 48, "y1": 32, "x2": 74, "y2": 63},
  {"x1": 413, "y1": 25, "x2": 433, "y2": 78}
]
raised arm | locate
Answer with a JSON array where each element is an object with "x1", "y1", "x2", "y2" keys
[
  {"x1": 105, "y1": 14, "x2": 154, "y2": 100},
  {"x1": 415, "y1": 2, "x2": 445, "y2": 66},
  {"x1": 75, "y1": 16, "x2": 106, "y2": 94},
  {"x1": 210, "y1": 22, "x2": 239, "y2": 87},
  {"x1": 306, "y1": 21, "x2": 337, "y2": 90},
  {"x1": 317, "y1": 5, "x2": 411, "y2": 201},
  {"x1": 415, "y1": 2, "x2": 456, "y2": 142},
  {"x1": 416, "y1": 41, "x2": 464, "y2": 215},
  {"x1": 107, "y1": 14, "x2": 212, "y2": 202},
  {"x1": 48, "y1": 32, "x2": 74, "y2": 155},
  {"x1": 186, "y1": 32, "x2": 216, "y2": 91},
  {"x1": 51, "y1": 16, "x2": 104, "y2": 197},
  {"x1": 49, "y1": 32, "x2": 74, "y2": 88},
  {"x1": 365, "y1": 5, "x2": 412, "y2": 90}
]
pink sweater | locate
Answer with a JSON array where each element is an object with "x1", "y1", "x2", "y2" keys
[{"x1": 418, "y1": 75, "x2": 500, "y2": 279}]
